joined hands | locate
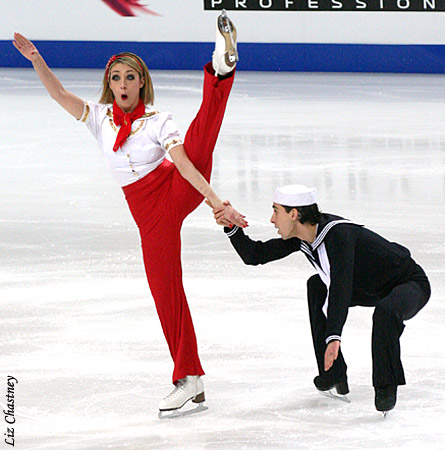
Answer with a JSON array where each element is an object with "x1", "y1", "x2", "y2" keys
[{"x1": 205, "y1": 200, "x2": 248, "y2": 228}]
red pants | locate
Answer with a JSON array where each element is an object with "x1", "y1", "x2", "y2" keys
[{"x1": 123, "y1": 63, "x2": 234, "y2": 383}]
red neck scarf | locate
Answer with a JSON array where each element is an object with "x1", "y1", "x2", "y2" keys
[{"x1": 112, "y1": 99, "x2": 146, "y2": 152}]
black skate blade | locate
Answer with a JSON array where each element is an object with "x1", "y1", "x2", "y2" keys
[
  {"x1": 382, "y1": 410, "x2": 389, "y2": 419},
  {"x1": 318, "y1": 389, "x2": 351, "y2": 404},
  {"x1": 158, "y1": 402, "x2": 208, "y2": 419}
]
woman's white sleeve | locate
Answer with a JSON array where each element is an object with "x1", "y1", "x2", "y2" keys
[
  {"x1": 156, "y1": 111, "x2": 183, "y2": 153},
  {"x1": 78, "y1": 101, "x2": 104, "y2": 140}
]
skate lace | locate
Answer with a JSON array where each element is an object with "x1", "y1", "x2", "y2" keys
[{"x1": 165, "y1": 381, "x2": 189, "y2": 400}]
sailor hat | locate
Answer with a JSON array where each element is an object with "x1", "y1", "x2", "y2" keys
[{"x1": 273, "y1": 184, "x2": 317, "y2": 207}]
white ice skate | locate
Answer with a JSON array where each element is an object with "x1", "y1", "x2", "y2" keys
[
  {"x1": 158, "y1": 376, "x2": 207, "y2": 419},
  {"x1": 212, "y1": 9, "x2": 238, "y2": 76}
]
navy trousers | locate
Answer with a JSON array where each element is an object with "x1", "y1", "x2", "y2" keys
[{"x1": 307, "y1": 266, "x2": 430, "y2": 388}]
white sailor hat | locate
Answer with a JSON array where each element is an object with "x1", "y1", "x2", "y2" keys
[{"x1": 273, "y1": 184, "x2": 317, "y2": 207}]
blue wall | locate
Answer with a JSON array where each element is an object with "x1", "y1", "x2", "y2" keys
[{"x1": 3, "y1": 40, "x2": 445, "y2": 73}]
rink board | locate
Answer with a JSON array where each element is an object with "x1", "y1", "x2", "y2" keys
[
  {"x1": 1, "y1": 0, "x2": 445, "y2": 72},
  {"x1": 2, "y1": 40, "x2": 445, "y2": 73}
]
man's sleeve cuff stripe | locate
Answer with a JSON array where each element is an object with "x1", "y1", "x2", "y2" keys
[
  {"x1": 325, "y1": 335, "x2": 341, "y2": 344},
  {"x1": 226, "y1": 226, "x2": 239, "y2": 237}
]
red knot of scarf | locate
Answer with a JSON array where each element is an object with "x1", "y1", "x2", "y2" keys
[{"x1": 112, "y1": 98, "x2": 145, "y2": 152}]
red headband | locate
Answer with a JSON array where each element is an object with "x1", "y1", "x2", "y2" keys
[{"x1": 105, "y1": 53, "x2": 145, "y2": 80}]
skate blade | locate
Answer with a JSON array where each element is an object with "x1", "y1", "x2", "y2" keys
[
  {"x1": 382, "y1": 411, "x2": 389, "y2": 419},
  {"x1": 219, "y1": 10, "x2": 233, "y2": 33},
  {"x1": 218, "y1": 11, "x2": 238, "y2": 64},
  {"x1": 318, "y1": 389, "x2": 351, "y2": 404},
  {"x1": 158, "y1": 402, "x2": 208, "y2": 419}
]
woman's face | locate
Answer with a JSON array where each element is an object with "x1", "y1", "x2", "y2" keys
[{"x1": 108, "y1": 62, "x2": 145, "y2": 113}]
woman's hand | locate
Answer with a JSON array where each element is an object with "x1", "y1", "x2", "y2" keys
[
  {"x1": 206, "y1": 200, "x2": 248, "y2": 228},
  {"x1": 12, "y1": 33, "x2": 85, "y2": 120},
  {"x1": 13, "y1": 33, "x2": 39, "y2": 61},
  {"x1": 223, "y1": 202, "x2": 248, "y2": 228}
]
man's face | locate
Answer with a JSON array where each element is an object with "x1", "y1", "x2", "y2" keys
[{"x1": 270, "y1": 203, "x2": 297, "y2": 240}]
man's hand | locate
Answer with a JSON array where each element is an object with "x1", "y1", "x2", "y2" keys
[{"x1": 324, "y1": 340, "x2": 340, "y2": 371}]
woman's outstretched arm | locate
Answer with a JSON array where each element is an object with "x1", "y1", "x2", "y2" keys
[
  {"x1": 169, "y1": 144, "x2": 248, "y2": 228},
  {"x1": 13, "y1": 33, "x2": 85, "y2": 120}
]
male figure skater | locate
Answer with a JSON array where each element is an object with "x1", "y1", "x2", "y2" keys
[{"x1": 212, "y1": 185, "x2": 430, "y2": 414}]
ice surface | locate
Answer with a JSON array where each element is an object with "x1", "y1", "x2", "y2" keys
[{"x1": 1, "y1": 67, "x2": 444, "y2": 449}]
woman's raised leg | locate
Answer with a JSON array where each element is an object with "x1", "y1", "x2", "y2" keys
[{"x1": 171, "y1": 10, "x2": 238, "y2": 220}]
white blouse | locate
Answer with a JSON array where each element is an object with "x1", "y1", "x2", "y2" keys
[{"x1": 79, "y1": 101, "x2": 183, "y2": 187}]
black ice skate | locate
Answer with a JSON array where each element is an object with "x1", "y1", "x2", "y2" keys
[
  {"x1": 374, "y1": 385, "x2": 397, "y2": 418},
  {"x1": 314, "y1": 375, "x2": 351, "y2": 403}
]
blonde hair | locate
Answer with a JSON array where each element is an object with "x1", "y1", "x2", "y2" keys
[{"x1": 99, "y1": 53, "x2": 154, "y2": 105}]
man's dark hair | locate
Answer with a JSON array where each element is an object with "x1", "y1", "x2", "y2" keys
[{"x1": 282, "y1": 203, "x2": 322, "y2": 225}]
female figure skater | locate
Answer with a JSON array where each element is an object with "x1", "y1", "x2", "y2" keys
[{"x1": 13, "y1": 10, "x2": 246, "y2": 414}]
